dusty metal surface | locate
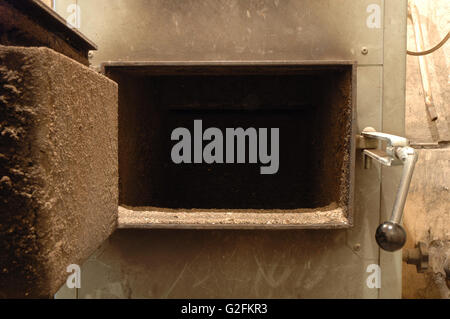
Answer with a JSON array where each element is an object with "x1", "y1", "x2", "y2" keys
[
  {"x1": 0, "y1": 0, "x2": 96, "y2": 65},
  {"x1": 55, "y1": 0, "x2": 384, "y2": 66},
  {"x1": 378, "y1": 0, "x2": 408, "y2": 297},
  {"x1": 59, "y1": 228, "x2": 378, "y2": 298},
  {"x1": 54, "y1": 0, "x2": 407, "y2": 299}
]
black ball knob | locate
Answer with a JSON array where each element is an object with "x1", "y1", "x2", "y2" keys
[{"x1": 375, "y1": 221, "x2": 406, "y2": 252}]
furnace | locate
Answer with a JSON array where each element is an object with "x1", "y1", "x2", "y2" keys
[{"x1": 0, "y1": 0, "x2": 411, "y2": 299}]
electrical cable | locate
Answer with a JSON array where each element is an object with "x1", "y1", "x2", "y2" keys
[{"x1": 407, "y1": 31, "x2": 450, "y2": 56}]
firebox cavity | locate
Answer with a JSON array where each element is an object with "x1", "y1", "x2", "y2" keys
[{"x1": 105, "y1": 63, "x2": 354, "y2": 220}]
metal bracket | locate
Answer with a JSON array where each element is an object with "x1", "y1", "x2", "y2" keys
[
  {"x1": 359, "y1": 127, "x2": 409, "y2": 167},
  {"x1": 358, "y1": 127, "x2": 419, "y2": 252},
  {"x1": 403, "y1": 241, "x2": 429, "y2": 273}
]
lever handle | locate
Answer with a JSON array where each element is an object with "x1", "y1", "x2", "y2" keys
[
  {"x1": 360, "y1": 128, "x2": 418, "y2": 252},
  {"x1": 375, "y1": 221, "x2": 407, "y2": 252}
]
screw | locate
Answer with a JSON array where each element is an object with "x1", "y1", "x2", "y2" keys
[
  {"x1": 353, "y1": 243, "x2": 361, "y2": 252},
  {"x1": 361, "y1": 47, "x2": 368, "y2": 55},
  {"x1": 88, "y1": 51, "x2": 94, "y2": 59}
]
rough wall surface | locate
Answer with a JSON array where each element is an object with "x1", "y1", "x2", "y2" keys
[
  {"x1": 403, "y1": 0, "x2": 450, "y2": 298},
  {"x1": 405, "y1": 0, "x2": 450, "y2": 144},
  {"x1": 402, "y1": 148, "x2": 450, "y2": 298},
  {"x1": 0, "y1": 45, "x2": 117, "y2": 298}
]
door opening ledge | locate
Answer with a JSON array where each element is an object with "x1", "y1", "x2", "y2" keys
[{"x1": 117, "y1": 205, "x2": 350, "y2": 230}]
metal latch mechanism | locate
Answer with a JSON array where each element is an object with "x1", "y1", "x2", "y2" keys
[{"x1": 358, "y1": 127, "x2": 419, "y2": 252}]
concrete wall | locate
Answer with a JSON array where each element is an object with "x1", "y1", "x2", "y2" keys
[{"x1": 403, "y1": 0, "x2": 450, "y2": 298}]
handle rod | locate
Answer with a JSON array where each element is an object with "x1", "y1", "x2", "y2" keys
[{"x1": 390, "y1": 146, "x2": 418, "y2": 224}]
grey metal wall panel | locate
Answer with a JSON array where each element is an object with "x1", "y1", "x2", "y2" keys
[
  {"x1": 380, "y1": 0, "x2": 408, "y2": 299},
  {"x1": 55, "y1": 0, "x2": 384, "y2": 66}
]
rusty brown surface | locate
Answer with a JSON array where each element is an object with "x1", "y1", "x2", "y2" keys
[{"x1": 0, "y1": 45, "x2": 117, "y2": 298}]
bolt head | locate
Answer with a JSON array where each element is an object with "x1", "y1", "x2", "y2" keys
[{"x1": 361, "y1": 47, "x2": 369, "y2": 55}]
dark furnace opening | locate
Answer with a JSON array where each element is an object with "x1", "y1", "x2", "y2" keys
[{"x1": 105, "y1": 64, "x2": 354, "y2": 216}]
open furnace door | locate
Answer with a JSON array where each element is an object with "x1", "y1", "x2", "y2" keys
[
  {"x1": 0, "y1": 45, "x2": 118, "y2": 298},
  {"x1": 0, "y1": 1, "x2": 118, "y2": 298}
]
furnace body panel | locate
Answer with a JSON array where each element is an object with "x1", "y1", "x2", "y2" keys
[{"x1": 54, "y1": 0, "x2": 407, "y2": 298}]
